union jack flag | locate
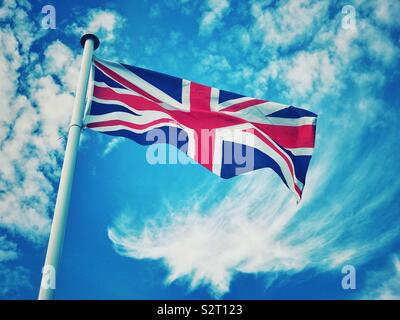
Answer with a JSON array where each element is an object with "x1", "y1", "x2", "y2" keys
[{"x1": 84, "y1": 57, "x2": 317, "y2": 200}]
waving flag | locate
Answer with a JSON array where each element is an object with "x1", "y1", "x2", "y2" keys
[{"x1": 84, "y1": 57, "x2": 317, "y2": 200}]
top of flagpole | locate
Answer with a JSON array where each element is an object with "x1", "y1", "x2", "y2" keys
[{"x1": 80, "y1": 33, "x2": 100, "y2": 50}]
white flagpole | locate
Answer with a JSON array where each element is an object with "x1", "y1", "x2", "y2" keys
[{"x1": 38, "y1": 34, "x2": 100, "y2": 300}]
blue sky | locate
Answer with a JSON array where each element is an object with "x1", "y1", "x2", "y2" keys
[{"x1": 0, "y1": 0, "x2": 400, "y2": 299}]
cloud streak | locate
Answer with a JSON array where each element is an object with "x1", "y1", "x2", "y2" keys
[
  {"x1": 108, "y1": 123, "x2": 400, "y2": 296},
  {"x1": 108, "y1": 0, "x2": 400, "y2": 297},
  {"x1": 362, "y1": 255, "x2": 400, "y2": 299},
  {"x1": 199, "y1": 0, "x2": 230, "y2": 35}
]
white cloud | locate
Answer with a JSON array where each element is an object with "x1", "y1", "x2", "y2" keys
[
  {"x1": 0, "y1": 235, "x2": 31, "y2": 298},
  {"x1": 363, "y1": 255, "x2": 400, "y2": 300},
  {"x1": 204, "y1": 54, "x2": 231, "y2": 71},
  {"x1": 102, "y1": 137, "x2": 122, "y2": 157},
  {"x1": 247, "y1": 0, "x2": 399, "y2": 109},
  {"x1": 69, "y1": 9, "x2": 124, "y2": 42},
  {"x1": 199, "y1": 0, "x2": 230, "y2": 35},
  {"x1": 361, "y1": 21, "x2": 399, "y2": 67},
  {"x1": 250, "y1": 0, "x2": 329, "y2": 51},
  {"x1": 0, "y1": 3, "x2": 125, "y2": 245},
  {"x1": 0, "y1": 37, "x2": 82, "y2": 243},
  {"x1": 0, "y1": 265, "x2": 31, "y2": 298},
  {"x1": 67, "y1": 8, "x2": 128, "y2": 61},
  {"x1": 0, "y1": 0, "x2": 126, "y2": 296},
  {"x1": 109, "y1": 121, "x2": 400, "y2": 296},
  {"x1": 283, "y1": 50, "x2": 337, "y2": 98},
  {"x1": 0, "y1": 236, "x2": 18, "y2": 262},
  {"x1": 0, "y1": 0, "x2": 57, "y2": 243},
  {"x1": 108, "y1": 0, "x2": 400, "y2": 297},
  {"x1": 43, "y1": 41, "x2": 81, "y2": 93},
  {"x1": 1, "y1": 0, "x2": 398, "y2": 299},
  {"x1": 366, "y1": 0, "x2": 400, "y2": 28}
]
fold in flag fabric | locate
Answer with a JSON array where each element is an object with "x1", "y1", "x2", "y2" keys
[{"x1": 84, "y1": 57, "x2": 317, "y2": 200}]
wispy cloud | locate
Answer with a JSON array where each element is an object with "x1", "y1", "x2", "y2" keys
[
  {"x1": 199, "y1": 0, "x2": 230, "y2": 35},
  {"x1": 102, "y1": 137, "x2": 122, "y2": 157},
  {"x1": 109, "y1": 132, "x2": 400, "y2": 296},
  {"x1": 362, "y1": 255, "x2": 400, "y2": 300},
  {"x1": 1, "y1": 0, "x2": 399, "y2": 299},
  {"x1": 108, "y1": 0, "x2": 400, "y2": 297},
  {"x1": 68, "y1": 8, "x2": 125, "y2": 41},
  {"x1": 0, "y1": 236, "x2": 18, "y2": 262},
  {"x1": 250, "y1": 0, "x2": 329, "y2": 52},
  {"x1": 0, "y1": 236, "x2": 31, "y2": 298},
  {"x1": 108, "y1": 104, "x2": 400, "y2": 296},
  {"x1": 0, "y1": 265, "x2": 31, "y2": 298}
]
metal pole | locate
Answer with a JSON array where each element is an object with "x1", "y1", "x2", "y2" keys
[{"x1": 38, "y1": 34, "x2": 100, "y2": 300}]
